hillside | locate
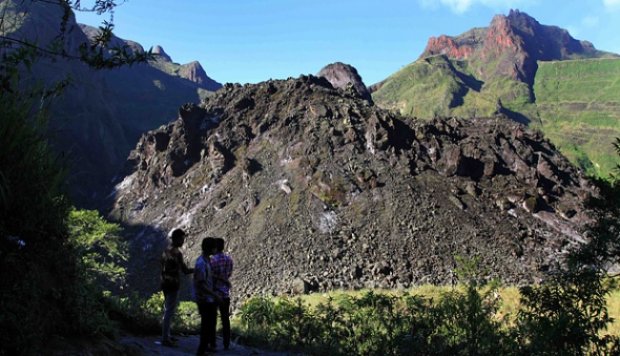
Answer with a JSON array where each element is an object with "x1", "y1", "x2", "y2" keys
[
  {"x1": 0, "y1": 0, "x2": 222, "y2": 204},
  {"x1": 373, "y1": 9, "x2": 619, "y2": 179},
  {"x1": 534, "y1": 58, "x2": 620, "y2": 177},
  {"x1": 111, "y1": 76, "x2": 596, "y2": 298}
]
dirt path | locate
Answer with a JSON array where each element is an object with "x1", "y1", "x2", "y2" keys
[{"x1": 118, "y1": 334, "x2": 290, "y2": 355}]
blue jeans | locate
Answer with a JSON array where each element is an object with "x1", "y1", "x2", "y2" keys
[{"x1": 162, "y1": 289, "x2": 179, "y2": 341}]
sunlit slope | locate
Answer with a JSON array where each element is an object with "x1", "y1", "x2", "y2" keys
[
  {"x1": 372, "y1": 56, "x2": 471, "y2": 118},
  {"x1": 372, "y1": 55, "x2": 533, "y2": 121},
  {"x1": 534, "y1": 58, "x2": 620, "y2": 178}
]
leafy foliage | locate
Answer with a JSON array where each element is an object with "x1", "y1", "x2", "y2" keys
[
  {"x1": 239, "y1": 244, "x2": 620, "y2": 355},
  {"x1": 0, "y1": 1, "x2": 151, "y2": 354},
  {"x1": 67, "y1": 208, "x2": 127, "y2": 288},
  {"x1": 238, "y1": 260, "x2": 514, "y2": 355},
  {"x1": 104, "y1": 292, "x2": 200, "y2": 335},
  {"x1": 0, "y1": 89, "x2": 114, "y2": 353},
  {"x1": 513, "y1": 174, "x2": 620, "y2": 355}
]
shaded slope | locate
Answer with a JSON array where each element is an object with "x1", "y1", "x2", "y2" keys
[
  {"x1": 112, "y1": 76, "x2": 596, "y2": 298},
  {"x1": 372, "y1": 55, "x2": 484, "y2": 118},
  {"x1": 0, "y1": 0, "x2": 222, "y2": 204}
]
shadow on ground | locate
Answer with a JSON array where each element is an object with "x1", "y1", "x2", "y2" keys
[{"x1": 118, "y1": 334, "x2": 291, "y2": 355}]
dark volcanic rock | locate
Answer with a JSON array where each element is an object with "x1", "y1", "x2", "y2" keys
[
  {"x1": 317, "y1": 62, "x2": 372, "y2": 102},
  {"x1": 112, "y1": 75, "x2": 596, "y2": 301}
]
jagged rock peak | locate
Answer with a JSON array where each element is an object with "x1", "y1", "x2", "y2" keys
[
  {"x1": 114, "y1": 75, "x2": 597, "y2": 298},
  {"x1": 179, "y1": 61, "x2": 222, "y2": 91},
  {"x1": 317, "y1": 62, "x2": 372, "y2": 102},
  {"x1": 421, "y1": 9, "x2": 605, "y2": 61},
  {"x1": 152, "y1": 45, "x2": 172, "y2": 62},
  {"x1": 419, "y1": 9, "x2": 613, "y2": 83}
]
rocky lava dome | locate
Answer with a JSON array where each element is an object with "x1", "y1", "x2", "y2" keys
[{"x1": 112, "y1": 75, "x2": 597, "y2": 299}]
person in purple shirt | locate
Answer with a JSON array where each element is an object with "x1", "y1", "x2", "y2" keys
[
  {"x1": 210, "y1": 237, "x2": 234, "y2": 350},
  {"x1": 193, "y1": 237, "x2": 221, "y2": 354}
]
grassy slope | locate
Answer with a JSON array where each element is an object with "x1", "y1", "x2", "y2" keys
[
  {"x1": 534, "y1": 58, "x2": 620, "y2": 178},
  {"x1": 240, "y1": 285, "x2": 620, "y2": 337},
  {"x1": 372, "y1": 55, "x2": 532, "y2": 121},
  {"x1": 372, "y1": 56, "x2": 467, "y2": 118}
]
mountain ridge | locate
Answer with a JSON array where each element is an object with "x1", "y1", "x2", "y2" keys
[{"x1": 0, "y1": 0, "x2": 222, "y2": 204}]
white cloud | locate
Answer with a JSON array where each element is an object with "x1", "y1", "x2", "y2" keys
[
  {"x1": 441, "y1": 0, "x2": 473, "y2": 13},
  {"x1": 603, "y1": 0, "x2": 620, "y2": 9},
  {"x1": 420, "y1": 0, "x2": 535, "y2": 14}
]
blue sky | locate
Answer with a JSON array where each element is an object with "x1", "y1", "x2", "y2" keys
[{"x1": 75, "y1": 0, "x2": 620, "y2": 85}]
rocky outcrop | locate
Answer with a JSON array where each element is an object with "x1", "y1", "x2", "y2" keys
[
  {"x1": 317, "y1": 62, "x2": 372, "y2": 102},
  {"x1": 423, "y1": 34, "x2": 477, "y2": 60},
  {"x1": 113, "y1": 75, "x2": 597, "y2": 300},
  {"x1": 152, "y1": 45, "x2": 172, "y2": 62},
  {"x1": 179, "y1": 61, "x2": 222, "y2": 91}
]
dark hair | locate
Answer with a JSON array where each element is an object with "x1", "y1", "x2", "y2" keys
[
  {"x1": 215, "y1": 237, "x2": 225, "y2": 252},
  {"x1": 201, "y1": 237, "x2": 216, "y2": 254},
  {"x1": 170, "y1": 228, "x2": 186, "y2": 246}
]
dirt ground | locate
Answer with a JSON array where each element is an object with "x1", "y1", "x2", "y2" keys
[{"x1": 118, "y1": 334, "x2": 290, "y2": 356}]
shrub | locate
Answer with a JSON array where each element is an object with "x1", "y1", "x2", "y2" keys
[
  {"x1": 238, "y1": 277, "x2": 510, "y2": 355},
  {"x1": 67, "y1": 208, "x2": 127, "y2": 289},
  {"x1": 104, "y1": 291, "x2": 199, "y2": 335}
]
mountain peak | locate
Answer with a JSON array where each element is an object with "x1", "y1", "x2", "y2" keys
[
  {"x1": 178, "y1": 61, "x2": 222, "y2": 91},
  {"x1": 317, "y1": 62, "x2": 372, "y2": 102},
  {"x1": 420, "y1": 10, "x2": 610, "y2": 84},
  {"x1": 152, "y1": 45, "x2": 172, "y2": 62}
]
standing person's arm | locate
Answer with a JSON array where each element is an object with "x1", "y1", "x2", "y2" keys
[{"x1": 176, "y1": 250, "x2": 194, "y2": 274}]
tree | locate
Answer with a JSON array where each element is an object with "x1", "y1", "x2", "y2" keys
[{"x1": 0, "y1": 1, "x2": 144, "y2": 353}]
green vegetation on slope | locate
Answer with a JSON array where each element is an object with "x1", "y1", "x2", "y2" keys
[
  {"x1": 534, "y1": 58, "x2": 620, "y2": 178},
  {"x1": 372, "y1": 55, "x2": 533, "y2": 121},
  {"x1": 372, "y1": 56, "x2": 471, "y2": 118}
]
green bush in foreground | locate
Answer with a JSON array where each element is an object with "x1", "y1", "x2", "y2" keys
[
  {"x1": 0, "y1": 93, "x2": 119, "y2": 353},
  {"x1": 104, "y1": 291, "x2": 199, "y2": 335},
  {"x1": 239, "y1": 261, "x2": 516, "y2": 356},
  {"x1": 239, "y1": 255, "x2": 619, "y2": 355}
]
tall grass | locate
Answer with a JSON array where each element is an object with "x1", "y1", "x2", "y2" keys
[{"x1": 235, "y1": 282, "x2": 619, "y2": 355}]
